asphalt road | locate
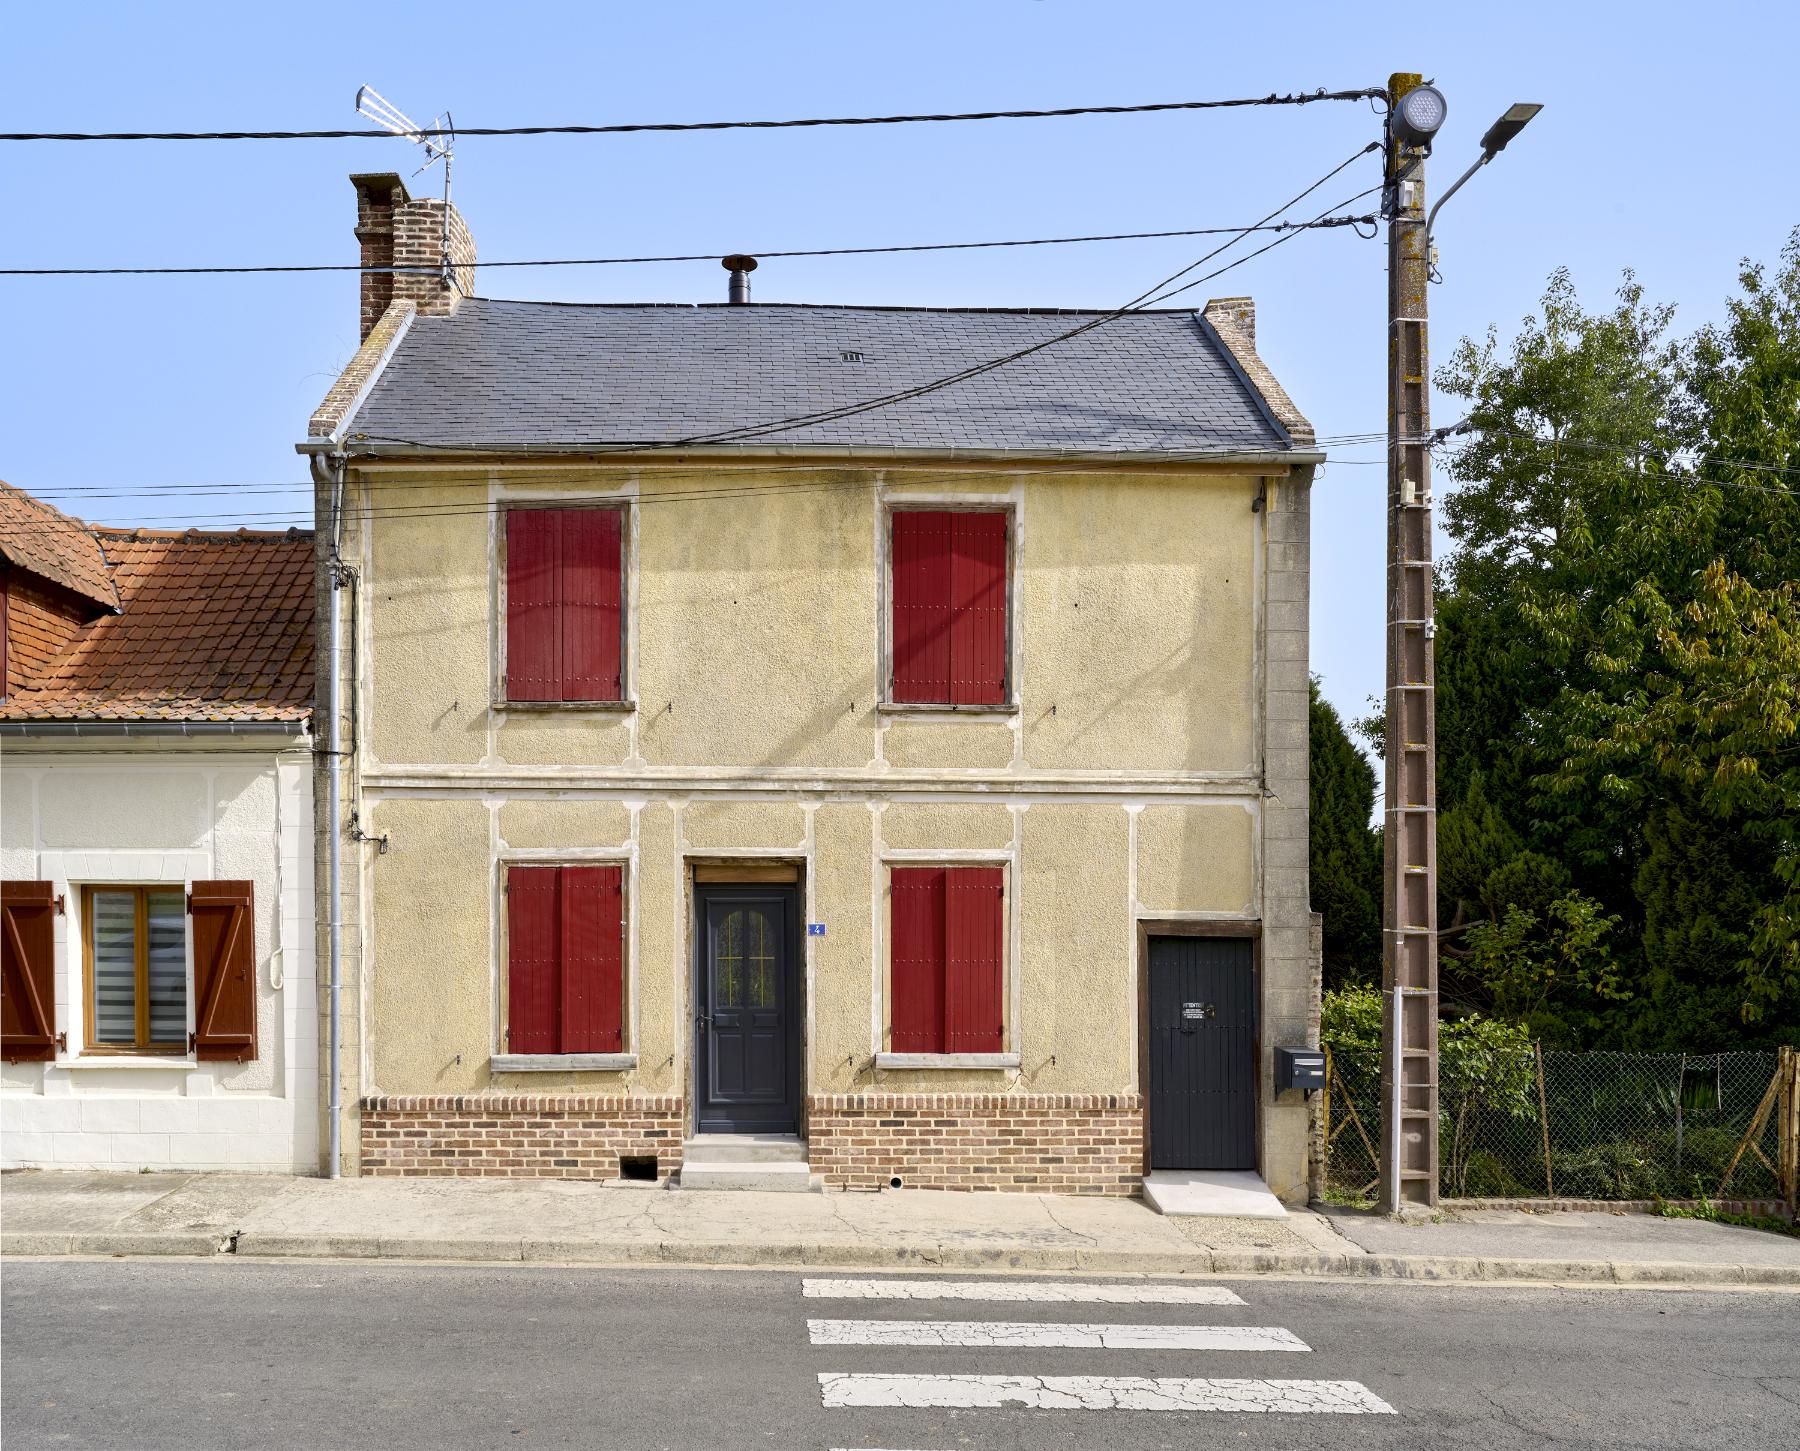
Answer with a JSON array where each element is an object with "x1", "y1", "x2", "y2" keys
[{"x1": 3, "y1": 1258, "x2": 1796, "y2": 1450}]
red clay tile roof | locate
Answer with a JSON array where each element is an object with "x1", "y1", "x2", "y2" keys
[
  {"x1": 0, "y1": 479, "x2": 119, "y2": 610},
  {"x1": 1, "y1": 527, "x2": 314, "y2": 724}
]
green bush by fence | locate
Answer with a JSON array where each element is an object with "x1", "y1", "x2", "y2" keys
[{"x1": 1323, "y1": 1049, "x2": 1786, "y2": 1203}]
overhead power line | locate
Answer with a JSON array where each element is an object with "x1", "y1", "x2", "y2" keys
[
  {"x1": 23, "y1": 434, "x2": 1398, "y2": 504},
  {"x1": 12, "y1": 444, "x2": 1391, "y2": 534},
  {"x1": 354, "y1": 144, "x2": 1386, "y2": 460},
  {"x1": 0, "y1": 89, "x2": 1387, "y2": 143},
  {"x1": 0, "y1": 215, "x2": 1380, "y2": 277}
]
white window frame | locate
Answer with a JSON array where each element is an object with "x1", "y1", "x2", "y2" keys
[
  {"x1": 874, "y1": 852, "x2": 1020, "y2": 1071},
  {"x1": 876, "y1": 496, "x2": 1021, "y2": 716}
]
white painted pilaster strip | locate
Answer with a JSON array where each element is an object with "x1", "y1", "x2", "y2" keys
[
  {"x1": 802, "y1": 1278, "x2": 1245, "y2": 1305},
  {"x1": 808, "y1": 1320, "x2": 1308, "y2": 1351},
  {"x1": 818, "y1": 1374, "x2": 1395, "y2": 1414}
]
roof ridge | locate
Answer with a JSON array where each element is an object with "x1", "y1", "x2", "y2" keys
[
  {"x1": 93, "y1": 526, "x2": 313, "y2": 542},
  {"x1": 458, "y1": 297, "x2": 1203, "y2": 318},
  {"x1": 0, "y1": 477, "x2": 96, "y2": 534}
]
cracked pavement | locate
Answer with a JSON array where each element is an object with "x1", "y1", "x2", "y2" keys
[{"x1": 5, "y1": 1260, "x2": 1795, "y2": 1448}]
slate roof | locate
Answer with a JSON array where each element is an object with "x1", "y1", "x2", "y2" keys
[
  {"x1": 0, "y1": 527, "x2": 314, "y2": 724},
  {"x1": 341, "y1": 300, "x2": 1294, "y2": 456},
  {"x1": 0, "y1": 479, "x2": 119, "y2": 610}
]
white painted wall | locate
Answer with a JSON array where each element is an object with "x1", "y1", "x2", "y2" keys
[{"x1": 0, "y1": 742, "x2": 317, "y2": 1172}]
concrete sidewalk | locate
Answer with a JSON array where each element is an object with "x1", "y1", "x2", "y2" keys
[{"x1": 3, "y1": 1170, "x2": 1796, "y2": 1286}]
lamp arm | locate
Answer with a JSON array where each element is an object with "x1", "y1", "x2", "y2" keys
[{"x1": 1424, "y1": 151, "x2": 1492, "y2": 252}]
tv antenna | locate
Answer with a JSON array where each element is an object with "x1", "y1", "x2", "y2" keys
[{"x1": 354, "y1": 85, "x2": 460, "y2": 292}]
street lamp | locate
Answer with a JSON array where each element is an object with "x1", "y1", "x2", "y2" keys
[
  {"x1": 1426, "y1": 102, "x2": 1544, "y2": 246},
  {"x1": 1377, "y1": 82, "x2": 1543, "y2": 1213}
]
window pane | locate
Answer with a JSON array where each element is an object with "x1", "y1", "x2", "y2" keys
[
  {"x1": 146, "y1": 891, "x2": 187, "y2": 1044},
  {"x1": 92, "y1": 891, "x2": 138, "y2": 1044}
]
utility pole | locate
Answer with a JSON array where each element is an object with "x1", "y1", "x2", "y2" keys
[{"x1": 1379, "y1": 72, "x2": 1441, "y2": 1211}]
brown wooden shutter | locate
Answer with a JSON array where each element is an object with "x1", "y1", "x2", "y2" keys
[
  {"x1": 506, "y1": 508, "x2": 562, "y2": 701},
  {"x1": 2, "y1": 880, "x2": 59, "y2": 1062},
  {"x1": 948, "y1": 513, "x2": 1007, "y2": 704},
  {"x1": 506, "y1": 865, "x2": 560, "y2": 1053},
  {"x1": 944, "y1": 867, "x2": 1005, "y2": 1052},
  {"x1": 189, "y1": 880, "x2": 257, "y2": 1062},
  {"x1": 560, "y1": 510, "x2": 624, "y2": 701},
  {"x1": 889, "y1": 867, "x2": 945, "y2": 1052},
  {"x1": 559, "y1": 865, "x2": 624, "y2": 1052},
  {"x1": 891, "y1": 511, "x2": 953, "y2": 703}
]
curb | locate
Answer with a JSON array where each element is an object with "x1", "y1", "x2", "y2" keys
[{"x1": 5, "y1": 1231, "x2": 1797, "y2": 1286}]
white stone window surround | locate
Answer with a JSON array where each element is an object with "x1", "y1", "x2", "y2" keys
[
  {"x1": 489, "y1": 491, "x2": 639, "y2": 712},
  {"x1": 491, "y1": 848, "x2": 638, "y2": 1069},
  {"x1": 40, "y1": 848, "x2": 210, "y2": 1067},
  {"x1": 873, "y1": 848, "x2": 1021, "y2": 1073},
  {"x1": 875, "y1": 487, "x2": 1023, "y2": 715}
]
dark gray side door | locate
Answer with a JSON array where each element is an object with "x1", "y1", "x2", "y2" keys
[{"x1": 1147, "y1": 935, "x2": 1257, "y2": 1170}]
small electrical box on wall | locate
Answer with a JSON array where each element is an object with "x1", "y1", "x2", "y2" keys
[{"x1": 1276, "y1": 1047, "x2": 1326, "y2": 1096}]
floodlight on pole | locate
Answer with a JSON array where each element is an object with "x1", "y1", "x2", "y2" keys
[{"x1": 1389, "y1": 83, "x2": 1448, "y2": 147}]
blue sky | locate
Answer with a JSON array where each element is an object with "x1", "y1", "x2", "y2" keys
[{"x1": 3, "y1": 1, "x2": 1794, "y2": 733}]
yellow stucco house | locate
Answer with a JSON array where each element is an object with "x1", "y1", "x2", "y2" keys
[{"x1": 301, "y1": 173, "x2": 1321, "y2": 1204}]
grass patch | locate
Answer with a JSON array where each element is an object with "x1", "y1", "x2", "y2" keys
[{"x1": 1654, "y1": 1195, "x2": 1800, "y2": 1238}]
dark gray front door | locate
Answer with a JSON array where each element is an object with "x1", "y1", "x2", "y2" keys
[
  {"x1": 696, "y1": 885, "x2": 800, "y2": 1134},
  {"x1": 1148, "y1": 936, "x2": 1256, "y2": 1170}
]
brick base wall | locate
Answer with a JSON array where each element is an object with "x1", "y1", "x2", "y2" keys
[
  {"x1": 359, "y1": 1095, "x2": 684, "y2": 1179},
  {"x1": 806, "y1": 1093, "x2": 1143, "y2": 1195}
]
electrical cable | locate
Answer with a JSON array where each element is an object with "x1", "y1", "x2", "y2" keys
[
  {"x1": 352, "y1": 143, "x2": 1385, "y2": 461},
  {"x1": 0, "y1": 89, "x2": 1388, "y2": 143},
  {"x1": 0, "y1": 215, "x2": 1379, "y2": 277}
]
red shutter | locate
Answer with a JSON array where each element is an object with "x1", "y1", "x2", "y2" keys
[
  {"x1": 944, "y1": 867, "x2": 1005, "y2": 1052},
  {"x1": 189, "y1": 880, "x2": 257, "y2": 1062},
  {"x1": 560, "y1": 509, "x2": 623, "y2": 701},
  {"x1": 891, "y1": 511, "x2": 952, "y2": 703},
  {"x1": 949, "y1": 513, "x2": 1007, "y2": 704},
  {"x1": 2, "y1": 881, "x2": 59, "y2": 1062},
  {"x1": 506, "y1": 509, "x2": 562, "y2": 701},
  {"x1": 506, "y1": 865, "x2": 560, "y2": 1053},
  {"x1": 889, "y1": 867, "x2": 945, "y2": 1052},
  {"x1": 559, "y1": 865, "x2": 623, "y2": 1053}
]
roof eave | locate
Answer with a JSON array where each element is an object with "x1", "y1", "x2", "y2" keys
[
  {"x1": 0, "y1": 719, "x2": 311, "y2": 738},
  {"x1": 300, "y1": 440, "x2": 1323, "y2": 468}
]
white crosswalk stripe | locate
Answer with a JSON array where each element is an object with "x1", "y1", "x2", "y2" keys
[
  {"x1": 807, "y1": 1275, "x2": 1396, "y2": 1422},
  {"x1": 809, "y1": 1318, "x2": 1310, "y2": 1351},
  {"x1": 820, "y1": 1373, "x2": 1396, "y2": 1414},
  {"x1": 802, "y1": 1277, "x2": 1246, "y2": 1305}
]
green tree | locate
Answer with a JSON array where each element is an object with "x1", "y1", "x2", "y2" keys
[
  {"x1": 1309, "y1": 679, "x2": 1382, "y2": 987},
  {"x1": 1430, "y1": 232, "x2": 1800, "y2": 1045}
]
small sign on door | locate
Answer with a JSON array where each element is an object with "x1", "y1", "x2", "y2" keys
[{"x1": 1182, "y1": 1002, "x2": 1214, "y2": 1021}]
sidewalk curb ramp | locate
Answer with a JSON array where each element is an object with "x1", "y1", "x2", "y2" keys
[{"x1": 5, "y1": 1231, "x2": 1797, "y2": 1286}]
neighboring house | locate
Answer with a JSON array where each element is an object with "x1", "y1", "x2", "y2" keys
[
  {"x1": 0, "y1": 481, "x2": 318, "y2": 1172},
  {"x1": 303, "y1": 173, "x2": 1319, "y2": 1201}
]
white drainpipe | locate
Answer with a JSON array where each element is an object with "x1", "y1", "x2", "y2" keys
[{"x1": 310, "y1": 452, "x2": 347, "y2": 1178}]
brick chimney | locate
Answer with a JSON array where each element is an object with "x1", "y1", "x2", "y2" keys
[
  {"x1": 350, "y1": 172, "x2": 477, "y2": 342},
  {"x1": 1203, "y1": 296, "x2": 1255, "y2": 348}
]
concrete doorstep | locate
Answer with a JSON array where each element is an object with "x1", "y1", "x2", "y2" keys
[{"x1": 2, "y1": 1171, "x2": 1797, "y2": 1287}]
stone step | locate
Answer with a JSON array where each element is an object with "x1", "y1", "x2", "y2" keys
[
  {"x1": 677, "y1": 1160, "x2": 822, "y2": 1193},
  {"x1": 682, "y1": 1134, "x2": 808, "y2": 1165}
]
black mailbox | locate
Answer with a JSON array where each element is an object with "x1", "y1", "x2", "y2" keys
[{"x1": 1276, "y1": 1047, "x2": 1326, "y2": 1094}]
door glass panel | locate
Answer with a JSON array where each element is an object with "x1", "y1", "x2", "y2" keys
[
  {"x1": 746, "y1": 909, "x2": 776, "y2": 1008},
  {"x1": 146, "y1": 891, "x2": 187, "y2": 1043},
  {"x1": 716, "y1": 910, "x2": 743, "y2": 1005},
  {"x1": 92, "y1": 891, "x2": 138, "y2": 1043}
]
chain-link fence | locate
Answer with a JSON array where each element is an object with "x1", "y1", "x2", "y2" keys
[{"x1": 1323, "y1": 1048, "x2": 1790, "y2": 1203}]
